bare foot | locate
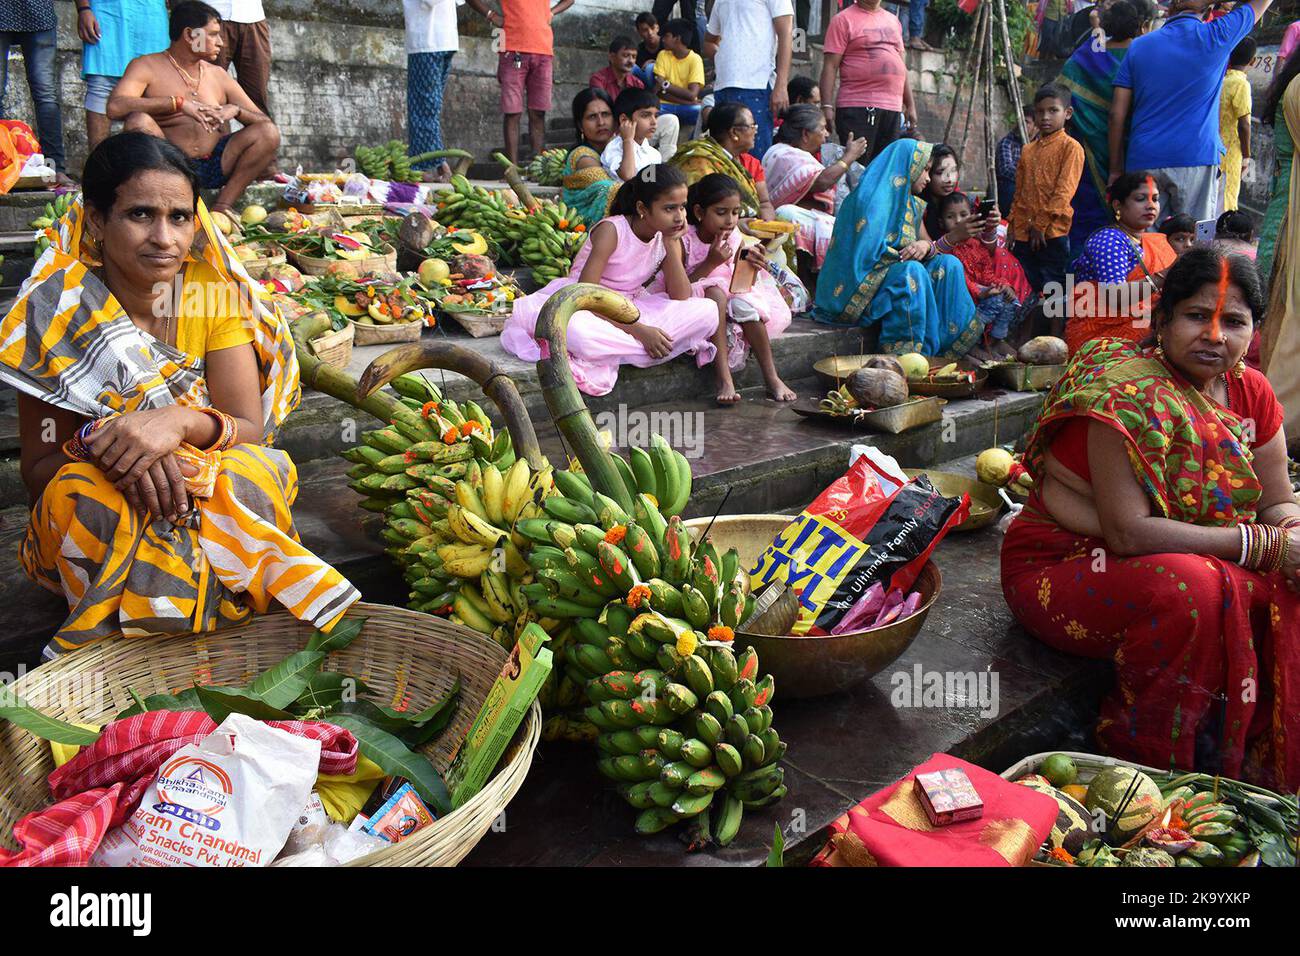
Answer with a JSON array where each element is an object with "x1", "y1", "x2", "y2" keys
[
  {"x1": 717, "y1": 381, "x2": 742, "y2": 404},
  {"x1": 767, "y1": 378, "x2": 797, "y2": 402},
  {"x1": 966, "y1": 345, "x2": 998, "y2": 365}
]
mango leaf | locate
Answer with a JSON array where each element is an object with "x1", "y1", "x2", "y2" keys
[
  {"x1": 113, "y1": 686, "x2": 204, "y2": 722},
  {"x1": 400, "y1": 679, "x2": 462, "y2": 748},
  {"x1": 328, "y1": 713, "x2": 450, "y2": 816},
  {"x1": 246, "y1": 651, "x2": 325, "y2": 708},
  {"x1": 332, "y1": 699, "x2": 421, "y2": 734},
  {"x1": 195, "y1": 685, "x2": 295, "y2": 724},
  {"x1": 293, "y1": 671, "x2": 369, "y2": 713},
  {"x1": 306, "y1": 617, "x2": 366, "y2": 654},
  {"x1": 766, "y1": 823, "x2": 785, "y2": 868},
  {"x1": 0, "y1": 685, "x2": 101, "y2": 746}
]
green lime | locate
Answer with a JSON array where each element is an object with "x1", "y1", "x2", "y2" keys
[{"x1": 1040, "y1": 753, "x2": 1078, "y2": 788}]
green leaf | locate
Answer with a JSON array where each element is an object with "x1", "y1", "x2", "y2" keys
[
  {"x1": 400, "y1": 679, "x2": 462, "y2": 748},
  {"x1": 332, "y1": 699, "x2": 420, "y2": 734},
  {"x1": 246, "y1": 650, "x2": 326, "y2": 709},
  {"x1": 327, "y1": 714, "x2": 451, "y2": 816},
  {"x1": 195, "y1": 685, "x2": 295, "y2": 724},
  {"x1": 766, "y1": 822, "x2": 785, "y2": 868},
  {"x1": 114, "y1": 686, "x2": 204, "y2": 721},
  {"x1": 0, "y1": 685, "x2": 101, "y2": 745},
  {"x1": 293, "y1": 671, "x2": 368, "y2": 713},
  {"x1": 306, "y1": 617, "x2": 366, "y2": 654}
]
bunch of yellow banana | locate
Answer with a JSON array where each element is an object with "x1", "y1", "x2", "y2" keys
[{"x1": 818, "y1": 384, "x2": 860, "y2": 418}]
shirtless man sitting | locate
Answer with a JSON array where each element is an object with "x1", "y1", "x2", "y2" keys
[{"x1": 106, "y1": 0, "x2": 279, "y2": 215}]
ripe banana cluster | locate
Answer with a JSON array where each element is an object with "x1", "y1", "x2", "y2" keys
[
  {"x1": 30, "y1": 191, "x2": 73, "y2": 259},
  {"x1": 511, "y1": 456, "x2": 785, "y2": 846},
  {"x1": 435, "y1": 175, "x2": 587, "y2": 286},
  {"x1": 524, "y1": 147, "x2": 568, "y2": 187}
]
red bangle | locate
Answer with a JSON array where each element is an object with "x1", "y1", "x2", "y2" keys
[{"x1": 196, "y1": 406, "x2": 237, "y2": 453}]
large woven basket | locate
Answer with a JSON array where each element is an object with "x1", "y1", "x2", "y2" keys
[
  {"x1": 0, "y1": 603, "x2": 540, "y2": 867},
  {"x1": 309, "y1": 319, "x2": 354, "y2": 369},
  {"x1": 349, "y1": 316, "x2": 424, "y2": 346}
]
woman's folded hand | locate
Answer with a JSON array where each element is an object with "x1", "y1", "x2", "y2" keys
[
  {"x1": 86, "y1": 407, "x2": 188, "y2": 492},
  {"x1": 121, "y1": 454, "x2": 200, "y2": 524}
]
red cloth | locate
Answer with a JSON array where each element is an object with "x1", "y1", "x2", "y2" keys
[
  {"x1": 809, "y1": 754, "x2": 1059, "y2": 867},
  {"x1": 1050, "y1": 365, "x2": 1284, "y2": 481},
  {"x1": 950, "y1": 234, "x2": 1032, "y2": 303},
  {"x1": 738, "y1": 151, "x2": 766, "y2": 183},
  {"x1": 0, "y1": 712, "x2": 358, "y2": 867}
]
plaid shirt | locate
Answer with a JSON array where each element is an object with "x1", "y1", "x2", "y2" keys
[{"x1": 995, "y1": 130, "x2": 1024, "y2": 210}]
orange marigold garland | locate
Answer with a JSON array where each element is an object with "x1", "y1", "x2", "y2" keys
[
  {"x1": 707, "y1": 625, "x2": 734, "y2": 643},
  {"x1": 441, "y1": 426, "x2": 459, "y2": 444},
  {"x1": 605, "y1": 525, "x2": 628, "y2": 545},
  {"x1": 626, "y1": 584, "x2": 651, "y2": 608}
]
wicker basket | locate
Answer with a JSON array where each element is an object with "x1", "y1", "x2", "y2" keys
[
  {"x1": 349, "y1": 316, "x2": 424, "y2": 346},
  {"x1": 289, "y1": 243, "x2": 398, "y2": 278},
  {"x1": 308, "y1": 319, "x2": 354, "y2": 369},
  {"x1": 0, "y1": 603, "x2": 540, "y2": 867},
  {"x1": 1002, "y1": 751, "x2": 1167, "y2": 785}
]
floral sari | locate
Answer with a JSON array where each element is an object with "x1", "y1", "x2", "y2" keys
[
  {"x1": 1002, "y1": 338, "x2": 1300, "y2": 790},
  {"x1": 813, "y1": 139, "x2": 982, "y2": 356},
  {"x1": 562, "y1": 145, "x2": 619, "y2": 228},
  {"x1": 669, "y1": 136, "x2": 761, "y2": 215},
  {"x1": 0, "y1": 199, "x2": 360, "y2": 656}
]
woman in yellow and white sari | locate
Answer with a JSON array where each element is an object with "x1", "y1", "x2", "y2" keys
[{"x1": 0, "y1": 132, "x2": 359, "y2": 657}]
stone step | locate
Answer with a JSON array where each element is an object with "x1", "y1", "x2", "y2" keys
[
  {"x1": 0, "y1": 190, "x2": 58, "y2": 233},
  {"x1": 0, "y1": 384, "x2": 1044, "y2": 667}
]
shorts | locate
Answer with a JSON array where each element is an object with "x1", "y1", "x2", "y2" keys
[
  {"x1": 497, "y1": 52, "x2": 553, "y2": 114},
  {"x1": 83, "y1": 73, "x2": 117, "y2": 114},
  {"x1": 191, "y1": 134, "x2": 233, "y2": 189}
]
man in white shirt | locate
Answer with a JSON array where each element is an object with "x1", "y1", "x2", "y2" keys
[
  {"x1": 404, "y1": 0, "x2": 460, "y2": 178},
  {"x1": 205, "y1": 0, "x2": 270, "y2": 115},
  {"x1": 704, "y1": 0, "x2": 793, "y2": 159}
]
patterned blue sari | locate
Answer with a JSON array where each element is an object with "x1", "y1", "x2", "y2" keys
[{"x1": 813, "y1": 140, "x2": 982, "y2": 356}]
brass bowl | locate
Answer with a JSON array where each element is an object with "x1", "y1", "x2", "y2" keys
[
  {"x1": 902, "y1": 468, "x2": 1004, "y2": 532},
  {"x1": 989, "y1": 362, "x2": 1066, "y2": 392},
  {"x1": 684, "y1": 515, "x2": 942, "y2": 698}
]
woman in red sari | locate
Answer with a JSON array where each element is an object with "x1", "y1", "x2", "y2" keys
[{"x1": 1002, "y1": 248, "x2": 1300, "y2": 792}]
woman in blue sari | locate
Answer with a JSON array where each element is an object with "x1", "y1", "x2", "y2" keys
[{"x1": 813, "y1": 139, "x2": 983, "y2": 357}]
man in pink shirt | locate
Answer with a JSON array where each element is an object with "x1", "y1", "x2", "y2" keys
[
  {"x1": 589, "y1": 35, "x2": 645, "y2": 98},
  {"x1": 466, "y1": 0, "x2": 574, "y2": 164},
  {"x1": 819, "y1": 0, "x2": 919, "y2": 162}
]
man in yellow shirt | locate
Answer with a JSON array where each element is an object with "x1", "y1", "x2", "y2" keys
[
  {"x1": 1219, "y1": 35, "x2": 1255, "y2": 211},
  {"x1": 653, "y1": 18, "x2": 704, "y2": 138}
]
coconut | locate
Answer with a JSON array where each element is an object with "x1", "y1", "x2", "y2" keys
[
  {"x1": 897, "y1": 352, "x2": 930, "y2": 379},
  {"x1": 1085, "y1": 766, "x2": 1163, "y2": 844},
  {"x1": 452, "y1": 253, "x2": 494, "y2": 280},
  {"x1": 845, "y1": 368, "x2": 908, "y2": 409},
  {"x1": 976, "y1": 448, "x2": 1015, "y2": 485},
  {"x1": 864, "y1": 355, "x2": 906, "y2": 379},
  {"x1": 1017, "y1": 336, "x2": 1068, "y2": 366},
  {"x1": 1121, "y1": 846, "x2": 1176, "y2": 867},
  {"x1": 263, "y1": 211, "x2": 293, "y2": 231}
]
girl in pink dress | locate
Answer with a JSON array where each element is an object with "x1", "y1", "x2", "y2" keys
[
  {"x1": 500, "y1": 164, "x2": 723, "y2": 397},
  {"x1": 668, "y1": 173, "x2": 796, "y2": 403}
]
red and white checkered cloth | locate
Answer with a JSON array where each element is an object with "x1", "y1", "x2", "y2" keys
[{"x1": 0, "y1": 711, "x2": 358, "y2": 867}]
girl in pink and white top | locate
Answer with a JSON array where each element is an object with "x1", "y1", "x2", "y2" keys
[
  {"x1": 652, "y1": 173, "x2": 795, "y2": 403},
  {"x1": 499, "y1": 164, "x2": 722, "y2": 396}
]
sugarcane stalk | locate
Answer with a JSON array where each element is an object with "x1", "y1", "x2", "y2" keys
[
  {"x1": 493, "y1": 151, "x2": 541, "y2": 211},
  {"x1": 292, "y1": 313, "x2": 408, "y2": 424},
  {"x1": 356, "y1": 341, "x2": 545, "y2": 470},
  {"x1": 533, "y1": 282, "x2": 640, "y2": 512}
]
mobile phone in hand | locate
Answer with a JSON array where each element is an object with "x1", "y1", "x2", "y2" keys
[{"x1": 729, "y1": 243, "x2": 758, "y2": 294}]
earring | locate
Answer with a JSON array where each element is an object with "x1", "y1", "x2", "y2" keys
[
  {"x1": 80, "y1": 232, "x2": 102, "y2": 266},
  {"x1": 1154, "y1": 339, "x2": 1165, "y2": 358},
  {"x1": 1233, "y1": 358, "x2": 1245, "y2": 379}
]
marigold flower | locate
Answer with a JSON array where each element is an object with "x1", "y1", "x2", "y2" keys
[
  {"x1": 1048, "y1": 847, "x2": 1075, "y2": 864},
  {"x1": 676, "y1": 631, "x2": 698, "y2": 656},
  {"x1": 460, "y1": 419, "x2": 481, "y2": 434},
  {"x1": 574, "y1": 224, "x2": 587, "y2": 233},
  {"x1": 707, "y1": 625, "x2": 734, "y2": 643},
  {"x1": 442, "y1": 426, "x2": 459, "y2": 444},
  {"x1": 421, "y1": 401, "x2": 440, "y2": 418},
  {"x1": 626, "y1": 584, "x2": 651, "y2": 608},
  {"x1": 605, "y1": 525, "x2": 628, "y2": 544}
]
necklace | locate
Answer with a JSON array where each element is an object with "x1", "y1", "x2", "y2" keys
[{"x1": 166, "y1": 52, "x2": 203, "y2": 93}]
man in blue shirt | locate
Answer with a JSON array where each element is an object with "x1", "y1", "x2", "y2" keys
[{"x1": 1107, "y1": 0, "x2": 1270, "y2": 221}]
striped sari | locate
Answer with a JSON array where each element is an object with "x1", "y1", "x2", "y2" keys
[
  {"x1": 0, "y1": 199, "x2": 360, "y2": 657},
  {"x1": 1058, "y1": 41, "x2": 1129, "y2": 255}
]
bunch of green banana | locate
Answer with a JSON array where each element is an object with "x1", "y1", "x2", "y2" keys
[
  {"x1": 353, "y1": 141, "x2": 446, "y2": 183},
  {"x1": 1163, "y1": 788, "x2": 1255, "y2": 867},
  {"x1": 512, "y1": 198, "x2": 589, "y2": 285},
  {"x1": 524, "y1": 147, "x2": 569, "y2": 186},
  {"x1": 436, "y1": 175, "x2": 522, "y2": 243},
  {"x1": 30, "y1": 191, "x2": 74, "y2": 258}
]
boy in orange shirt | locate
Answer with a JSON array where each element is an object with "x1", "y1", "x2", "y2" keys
[{"x1": 1008, "y1": 83, "x2": 1084, "y2": 297}]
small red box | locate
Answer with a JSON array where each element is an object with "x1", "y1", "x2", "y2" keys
[{"x1": 914, "y1": 768, "x2": 985, "y2": 826}]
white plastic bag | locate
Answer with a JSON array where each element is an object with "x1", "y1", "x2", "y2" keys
[{"x1": 92, "y1": 713, "x2": 321, "y2": 868}]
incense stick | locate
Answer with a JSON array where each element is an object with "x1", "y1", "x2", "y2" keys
[{"x1": 692, "y1": 485, "x2": 732, "y2": 558}]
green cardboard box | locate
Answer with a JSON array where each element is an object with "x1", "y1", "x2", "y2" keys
[{"x1": 446, "y1": 622, "x2": 552, "y2": 809}]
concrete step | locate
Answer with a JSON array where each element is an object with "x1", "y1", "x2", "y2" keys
[
  {"x1": 0, "y1": 382, "x2": 1044, "y2": 666},
  {"x1": 0, "y1": 190, "x2": 58, "y2": 233}
]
